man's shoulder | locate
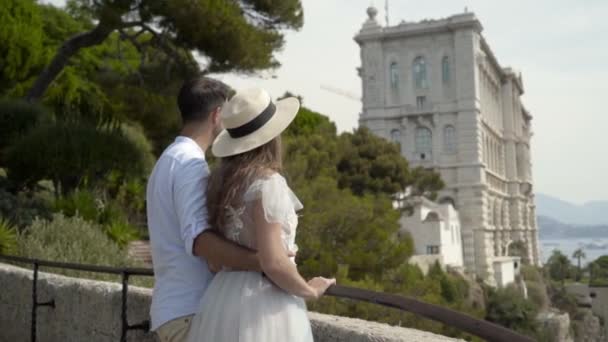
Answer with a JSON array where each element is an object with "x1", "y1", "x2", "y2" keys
[{"x1": 161, "y1": 140, "x2": 207, "y2": 166}]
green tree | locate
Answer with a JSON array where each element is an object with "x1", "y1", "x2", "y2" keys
[
  {"x1": 5, "y1": 121, "x2": 153, "y2": 196},
  {"x1": 572, "y1": 248, "x2": 586, "y2": 281},
  {"x1": 546, "y1": 250, "x2": 572, "y2": 285},
  {"x1": 336, "y1": 127, "x2": 444, "y2": 198},
  {"x1": 294, "y1": 175, "x2": 413, "y2": 281},
  {"x1": 26, "y1": 0, "x2": 303, "y2": 101},
  {"x1": 589, "y1": 256, "x2": 608, "y2": 286},
  {"x1": 0, "y1": 0, "x2": 44, "y2": 94}
]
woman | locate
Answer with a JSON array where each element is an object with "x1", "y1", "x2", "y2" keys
[{"x1": 186, "y1": 88, "x2": 335, "y2": 341}]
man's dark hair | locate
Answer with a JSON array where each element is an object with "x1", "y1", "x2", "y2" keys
[{"x1": 177, "y1": 76, "x2": 231, "y2": 124}]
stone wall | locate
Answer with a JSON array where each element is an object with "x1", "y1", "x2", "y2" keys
[{"x1": 0, "y1": 263, "x2": 461, "y2": 342}]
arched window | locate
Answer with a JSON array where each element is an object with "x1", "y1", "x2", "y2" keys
[
  {"x1": 415, "y1": 127, "x2": 432, "y2": 160},
  {"x1": 413, "y1": 56, "x2": 428, "y2": 89},
  {"x1": 443, "y1": 125, "x2": 456, "y2": 153},
  {"x1": 390, "y1": 129, "x2": 402, "y2": 151},
  {"x1": 442, "y1": 56, "x2": 450, "y2": 84},
  {"x1": 389, "y1": 62, "x2": 399, "y2": 89}
]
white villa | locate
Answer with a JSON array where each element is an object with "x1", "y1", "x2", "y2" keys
[
  {"x1": 399, "y1": 197, "x2": 464, "y2": 271},
  {"x1": 355, "y1": 7, "x2": 540, "y2": 286}
]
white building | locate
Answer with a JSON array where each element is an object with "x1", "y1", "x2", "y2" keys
[
  {"x1": 355, "y1": 7, "x2": 541, "y2": 285},
  {"x1": 399, "y1": 197, "x2": 464, "y2": 270},
  {"x1": 493, "y1": 256, "x2": 521, "y2": 287}
]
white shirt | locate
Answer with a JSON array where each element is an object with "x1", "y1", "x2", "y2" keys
[{"x1": 146, "y1": 136, "x2": 212, "y2": 331}]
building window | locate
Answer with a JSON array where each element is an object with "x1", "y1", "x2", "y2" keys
[
  {"x1": 416, "y1": 96, "x2": 426, "y2": 110},
  {"x1": 442, "y1": 56, "x2": 450, "y2": 84},
  {"x1": 390, "y1": 129, "x2": 402, "y2": 151},
  {"x1": 413, "y1": 56, "x2": 428, "y2": 89},
  {"x1": 443, "y1": 125, "x2": 456, "y2": 153},
  {"x1": 426, "y1": 245, "x2": 440, "y2": 254},
  {"x1": 415, "y1": 127, "x2": 432, "y2": 160},
  {"x1": 389, "y1": 62, "x2": 399, "y2": 90}
]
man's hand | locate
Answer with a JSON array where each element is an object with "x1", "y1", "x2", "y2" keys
[{"x1": 207, "y1": 260, "x2": 222, "y2": 273}]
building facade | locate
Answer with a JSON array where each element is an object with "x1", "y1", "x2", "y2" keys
[{"x1": 354, "y1": 7, "x2": 541, "y2": 284}]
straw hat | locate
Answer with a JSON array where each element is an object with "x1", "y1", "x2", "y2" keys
[{"x1": 211, "y1": 88, "x2": 300, "y2": 157}]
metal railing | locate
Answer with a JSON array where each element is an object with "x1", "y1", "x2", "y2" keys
[{"x1": 0, "y1": 254, "x2": 535, "y2": 342}]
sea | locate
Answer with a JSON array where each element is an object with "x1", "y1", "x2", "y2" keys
[{"x1": 540, "y1": 238, "x2": 608, "y2": 265}]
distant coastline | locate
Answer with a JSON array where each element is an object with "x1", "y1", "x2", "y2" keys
[{"x1": 538, "y1": 215, "x2": 608, "y2": 239}]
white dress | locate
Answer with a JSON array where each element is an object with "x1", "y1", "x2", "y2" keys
[{"x1": 186, "y1": 173, "x2": 314, "y2": 342}]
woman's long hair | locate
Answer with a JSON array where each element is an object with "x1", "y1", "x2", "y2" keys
[{"x1": 207, "y1": 136, "x2": 283, "y2": 234}]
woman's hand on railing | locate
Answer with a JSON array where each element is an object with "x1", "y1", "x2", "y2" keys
[{"x1": 307, "y1": 277, "x2": 336, "y2": 300}]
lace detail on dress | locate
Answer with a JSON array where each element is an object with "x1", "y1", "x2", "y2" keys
[{"x1": 225, "y1": 205, "x2": 245, "y2": 244}]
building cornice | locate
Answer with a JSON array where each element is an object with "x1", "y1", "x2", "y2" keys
[{"x1": 354, "y1": 13, "x2": 483, "y2": 45}]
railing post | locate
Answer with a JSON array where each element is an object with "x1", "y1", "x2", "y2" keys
[
  {"x1": 120, "y1": 271, "x2": 129, "y2": 342},
  {"x1": 31, "y1": 262, "x2": 38, "y2": 342},
  {"x1": 30, "y1": 262, "x2": 55, "y2": 342}
]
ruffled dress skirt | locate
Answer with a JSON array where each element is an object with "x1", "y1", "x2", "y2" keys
[{"x1": 186, "y1": 271, "x2": 314, "y2": 342}]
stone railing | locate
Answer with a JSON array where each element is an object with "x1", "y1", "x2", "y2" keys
[{"x1": 0, "y1": 263, "x2": 461, "y2": 342}]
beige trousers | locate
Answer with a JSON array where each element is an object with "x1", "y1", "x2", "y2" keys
[{"x1": 156, "y1": 315, "x2": 194, "y2": 342}]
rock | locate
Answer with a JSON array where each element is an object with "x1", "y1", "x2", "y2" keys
[
  {"x1": 572, "y1": 308, "x2": 604, "y2": 342},
  {"x1": 537, "y1": 310, "x2": 574, "y2": 342}
]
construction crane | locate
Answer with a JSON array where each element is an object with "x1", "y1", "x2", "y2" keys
[{"x1": 320, "y1": 84, "x2": 361, "y2": 102}]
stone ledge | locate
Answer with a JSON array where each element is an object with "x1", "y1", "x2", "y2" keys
[{"x1": 0, "y1": 262, "x2": 461, "y2": 342}]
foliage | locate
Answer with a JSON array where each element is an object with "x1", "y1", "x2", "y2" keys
[
  {"x1": 54, "y1": 188, "x2": 101, "y2": 222},
  {"x1": 545, "y1": 250, "x2": 572, "y2": 284},
  {"x1": 336, "y1": 127, "x2": 411, "y2": 196},
  {"x1": 336, "y1": 127, "x2": 444, "y2": 206},
  {"x1": 279, "y1": 106, "x2": 481, "y2": 339},
  {"x1": 0, "y1": 99, "x2": 51, "y2": 164},
  {"x1": 0, "y1": 217, "x2": 17, "y2": 254},
  {"x1": 294, "y1": 175, "x2": 413, "y2": 281},
  {"x1": 285, "y1": 105, "x2": 336, "y2": 137},
  {"x1": 104, "y1": 220, "x2": 141, "y2": 248},
  {"x1": 589, "y1": 255, "x2": 608, "y2": 286},
  {"x1": 0, "y1": 0, "x2": 44, "y2": 93},
  {"x1": 54, "y1": 186, "x2": 143, "y2": 246},
  {"x1": 521, "y1": 265, "x2": 543, "y2": 283},
  {"x1": 508, "y1": 240, "x2": 528, "y2": 259},
  {"x1": 520, "y1": 265, "x2": 549, "y2": 310},
  {"x1": 0, "y1": 178, "x2": 53, "y2": 228},
  {"x1": 15, "y1": 214, "x2": 150, "y2": 286},
  {"x1": 526, "y1": 281, "x2": 549, "y2": 311},
  {"x1": 572, "y1": 248, "x2": 586, "y2": 281},
  {"x1": 27, "y1": 0, "x2": 304, "y2": 100},
  {"x1": 485, "y1": 285, "x2": 540, "y2": 337},
  {"x1": 5, "y1": 121, "x2": 154, "y2": 195},
  {"x1": 547, "y1": 283, "x2": 579, "y2": 318}
]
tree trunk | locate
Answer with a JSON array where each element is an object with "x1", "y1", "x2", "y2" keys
[{"x1": 26, "y1": 24, "x2": 114, "y2": 102}]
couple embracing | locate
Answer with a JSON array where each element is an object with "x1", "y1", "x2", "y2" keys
[{"x1": 146, "y1": 76, "x2": 335, "y2": 342}]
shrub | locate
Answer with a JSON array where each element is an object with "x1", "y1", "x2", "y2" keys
[
  {"x1": 526, "y1": 281, "x2": 549, "y2": 310},
  {"x1": 105, "y1": 220, "x2": 141, "y2": 248},
  {"x1": 54, "y1": 188, "x2": 101, "y2": 222},
  {"x1": 15, "y1": 214, "x2": 151, "y2": 286},
  {"x1": 0, "y1": 217, "x2": 17, "y2": 254},
  {"x1": 0, "y1": 180, "x2": 53, "y2": 228},
  {"x1": 485, "y1": 285, "x2": 539, "y2": 337},
  {"x1": 5, "y1": 121, "x2": 153, "y2": 194}
]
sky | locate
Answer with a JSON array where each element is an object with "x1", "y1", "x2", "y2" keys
[{"x1": 46, "y1": 0, "x2": 608, "y2": 205}]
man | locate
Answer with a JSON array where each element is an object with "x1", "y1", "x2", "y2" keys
[{"x1": 146, "y1": 76, "x2": 261, "y2": 342}]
